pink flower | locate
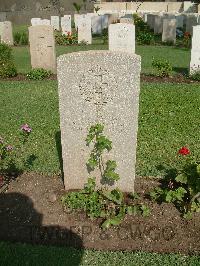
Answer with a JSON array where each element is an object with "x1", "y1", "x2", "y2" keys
[
  {"x1": 21, "y1": 124, "x2": 32, "y2": 133},
  {"x1": 6, "y1": 145, "x2": 13, "y2": 151}
]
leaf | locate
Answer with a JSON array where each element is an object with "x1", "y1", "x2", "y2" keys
[
  {"x1": 175, "y1": 174, "x2": 188, "y2": 184},
  {"x1": 197, "y1": 164, "x2": 200, "y2": 176},
  {"x1": 101, "y1": 219, "x2": 111, "y2": 229},
  {"x1": 110, "y1": 216, "x2": 123, "y2": 226}
]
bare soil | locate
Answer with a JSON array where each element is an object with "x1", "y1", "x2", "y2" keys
[
  {"x1": 0, "y1": 173, "x2": 199, "y2": 255},
  {"x1": 1, "y1": 73, "x2": 200, "y2": 84}
]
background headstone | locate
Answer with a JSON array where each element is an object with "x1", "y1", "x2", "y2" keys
[
  {"x1": 162, "y1": 18, "x2": 176, "y2": 43},
  {"x1": 0, "y1": 21, "x2": 13, "y2": 45},
  {"x1": 92, "y1": 16, "x2": 102, "y2": 34},
  {"x1": 41, "y1": 19, "x2": 51, "y2": 25},
  {"x1": 61, "y1": 15, "x2": 71, "y2": 35},
  {"x1": 51, "y1": 16, "x2": 60, "y2": 31},
  {"x1": 190, "y1": 25, "x2": 200, "y2": 74},
  {"x1": 78, "y1": 15, "x2": 92, "y2": 44},
  {"x1": 109, "y1": 23, "x2": 135, "y2": 53},
  {"x1": 154, "y1": 15, "x2": 163, "y2": 34},
  {"x1": 31, "y1": 18, "x2": 42, "y2": 26},
  {"x1": 57, "y1": 50, "x2": 141, "y2": 192},
  {"x1": 29, "y1": 25, "x2": 56, "y2": 73}
]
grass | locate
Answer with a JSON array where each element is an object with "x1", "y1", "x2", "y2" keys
[
  {"x1": 12, "y1": 44, "x2": 190, "y2": 75},
  {"x1": 0, "y1": 242, "x2": 199, "y2": 266},
  {"x1": 0, "y1": 81, "x2": 199, "y2": 177}
]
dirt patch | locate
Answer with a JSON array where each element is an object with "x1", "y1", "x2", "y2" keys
[
  {"x1": 0, "y1": 173, "x2": 199, "y2": 254},
  {"x1": 0, "y1": 73, "x2": 200, "y2": 84},
  {"x1": 0, "y1": 74, "x2": 57, "y2": 81},
  {"x1": 141, "y1": 74, "x2": 200, "y2": 84}
]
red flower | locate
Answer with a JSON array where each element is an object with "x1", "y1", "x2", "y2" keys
[{"x1": 178, "y1": 146, "x2": 190, "y2": 156}]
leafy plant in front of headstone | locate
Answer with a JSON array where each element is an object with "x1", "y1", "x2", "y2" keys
[
  {"x1": 94, "y1": 6, "x2": 100, "y2": 13},
  {"x1": 0, "y1": 43, "x2": 17, "y2": 78},
  {"x1": 0, "y1": 124, "x2": 32, "y2": 178},
  {"x1": 183, "y1": 31, "x2": 191, "y2": 49},
  {"x1": 55, "y1": 31, "x2": 78, "y2": 45},
  {"x1": 189, "y1": 70, "x2": 200, "y2": 81},
  {"x1": 26, "y1": 68, "x2": 52, "y2": 80},
  {"x1": 152, "y1": 57, "x2": 172, "y2": 77},
  {"x1": 62, "y1": 124, "x2": 150, "y2": 229},
  {"x1": 150, "y1": 147, "x2": 200, "y2": 219}
]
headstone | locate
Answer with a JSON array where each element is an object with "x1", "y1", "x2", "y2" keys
[
  {"x1": 176, "y1": 14, "x2": 184, "y2": 28},
  {"x1": 0, "y1": 21, "x2": 13, "y2": 45},
  {"x1": 31, "y1": 18, "x2": 42, "y2": 26},
  {"x1": 61, "y1": 15, "x2": 71, "y2": 35},
  {"x1": 78, "y1": 15, "x2": 92, "y2": 44},
  {"x1": 154, "y1": 15, "x2": 163, "y2": 34},
  {"x1": 162, "y1": 19, "x2": 176, "y2": 43},
  {"x1": 186, "y1": 15, "x2": 197, "y2": 34},
  {"x1": 51, "y1": 16, "x2": 60, "y2": 31},
  {"x1": 41, "y1": 19, "x2": 51, "y2": 26},
  {"x1": 57, "y1": 50, "x2": 141, "y2": 192},
  {"x1": 190, "y1": 25, "x2": 200, "y2": 74},
  {"x1": 109, "y1": 23, "x2": 135, "y2": 53},
  {"x1": 29, "y1": 25, "x2": 56, "y2": 73},
  {"x1": 120, "y1": 17, "x2": 134, "y2": 24},
  {"x1": 92, "y1": 16, "x2": 102, "y2": 34}
]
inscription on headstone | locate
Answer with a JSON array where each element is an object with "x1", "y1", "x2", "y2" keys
[
  {"x1": 29, "y1": 25, "x2": 56, "y2": 73},
  {"x1": 109, "y1": 23, "x2": 135, "y2": 53}
]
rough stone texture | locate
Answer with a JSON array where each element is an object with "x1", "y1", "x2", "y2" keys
[
  {"x1": 190, "y1": 25, "x2": 200, "y2": 74},
  {"x1": 77, "y1": 15, "x2": 92, "y2": 44},
  {"x1": 109, "y1": 23, "x2": 135, "y2": 53},
  {"x1": 57, "y1": 50, "x2": 141, "y2": 192},
  {"x1": 31, "y1": 18, "x2": 42, "y2": 26},
  {"x1": 0, "y1": 21, "x2": 13, "y2": 45},
  {"x1": 61, "y1": 15, "x2": 71, "y2": 35},
  {"x1": 51, "y1": 15, "x2": 60, "y2": 30},
  {"x1": 29, "y1": 25, "x2": 56, "y2": 73},
  {"x1": 162, "y1": 18, "x2": 176, "y2": 43}
]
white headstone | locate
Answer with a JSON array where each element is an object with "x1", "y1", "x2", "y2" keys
[
  {"x1": 61, "y1": 15, "x2": 71, "y2": 35},
  {"x1": 0, "y1": 21, "x2": 13, "y2": 45},
  {"x1": 41, "y1": 19, "x2": 51, "y2": 26},
  {"x1": 162, "y1": 19, "x2": 176, "y2": 44},
  {"x1": 109, "y1": 23, "x2": 135, "y2": 53},
  {"x1": 57, "y1": 50, "x2": 141, "y2": 192},
  {"x1": 78, "y1": 15, "x2": 92, "y2": 44},
  {"x1": 190, "y1": 25, "x2": 200, "y2": 74},
  {"x1": 29, "y1": 25, "x2": 56, "y2": 73},
  {"x1": 51, "y1": 16, "x2": 60, "y2": 31},
  {"x1": 31, "y1": 18, "x2": 42, "y2": 26}
]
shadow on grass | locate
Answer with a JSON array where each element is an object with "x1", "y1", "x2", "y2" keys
[
  {"x1": 55, "y1": 131, "x2": 64, "y2": 183},
  {"x1": 0, "y1": 192, "x2": 83, "y2": 265},
  {"x1": 172, "y1": 67, "x2": 188, "y2": 75}
]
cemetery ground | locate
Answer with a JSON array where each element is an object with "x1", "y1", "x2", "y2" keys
[{"x1": 0, "y1": 29, "x2": 200, "y2": 264}]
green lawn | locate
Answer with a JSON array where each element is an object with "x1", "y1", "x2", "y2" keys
[
  {"x1": 0, "y1": 81, "x2": 199, "y2": 177},
  {"x1": 0, "y1": 242, "x2": 199, "y2": 266},
  {"x1": 12, "y1": 44, "x2": 190, "y2": 75}
]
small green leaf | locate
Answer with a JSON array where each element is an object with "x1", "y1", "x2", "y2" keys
[
  {"x1": 175, "y1": 174, "x2": 188, "y2": 184},
  {"x1": 101, "y1": 219, "x2": 111, "y2": 229}
]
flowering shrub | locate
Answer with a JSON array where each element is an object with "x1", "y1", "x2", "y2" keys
[
  {"x1": 55, "y1": 31, "x2": 78, "y2": 46},
  {"x1": 150, "y1": 147, "x2": 200, "y2": 218},
  {"x1": 0, "y1": 124, "x2": 32, "y2": 177},
  {"x1": 183, "y1": 32, "x2": 191, "y2": 48}
]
